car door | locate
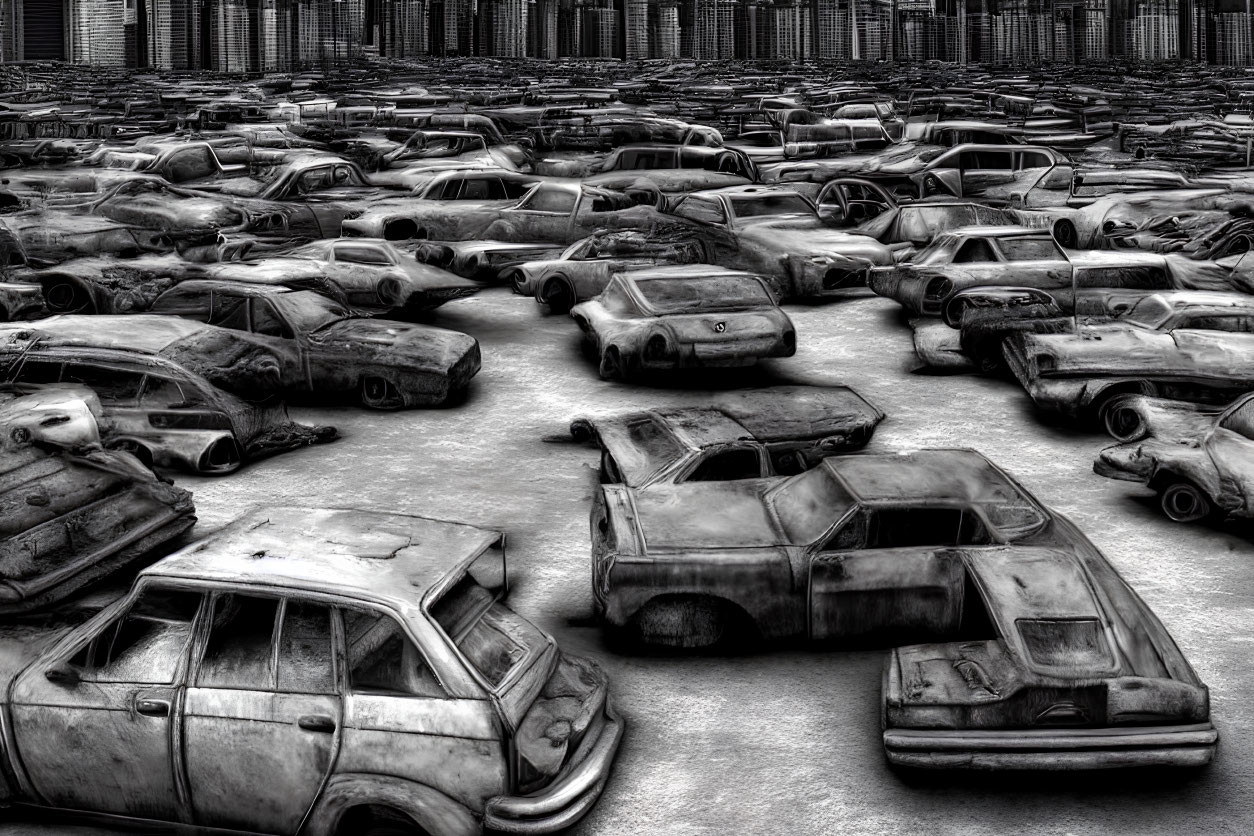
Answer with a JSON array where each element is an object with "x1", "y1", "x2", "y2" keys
[
  {"x1": 182, "y1": 593, "x2": 342, "y2": 834},
  {"x1": 807, "y1": 505, "x2": 985, "y2": 641},
  {"x1": 9, "y1": 586, "x2": 204, "y2": 822},
  {"x1": 989, "y1": 236, "x2": 1072, "y2": 289},
  {"x1": 957, "y1": 149, "x2": 1017, "y2": 197},
  {"x1": 1204, "y1": 397, "x2": 1254, "y2": 515},
  {"x1": 671, "y1": 195, "x2": 740, "y2": 263},
  {"x1": 335, "y1": 605, "x2": 507, "y2": 808},
  {"x1": 61, "y1": 361, "x2": 146, "y2": 435},
  {"x1": 248, "y1": 296, "x2": 314, "y2": 390},
  {"x1": 503, "y1": 185, "x2": 580, "y2": 241}
]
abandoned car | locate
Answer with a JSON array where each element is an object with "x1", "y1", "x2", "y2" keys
[
  {"x1": 590, "y1": 448, "x2": 1216, "y2": 768},
  {"x1": 0, "y1": 506, "x2": 623, "y2": 834},
  {"x1": 570, "y1": 266, "x2": 797, "y2": 380}
]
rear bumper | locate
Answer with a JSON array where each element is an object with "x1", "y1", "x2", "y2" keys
[
  {"x1": 883, "y1": 723, "x2": 1218, "y2": 770},
  {"x1": 483, "y1": 704, "x2": 625, "y2": 833}
]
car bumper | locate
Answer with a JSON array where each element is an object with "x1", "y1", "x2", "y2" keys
[
  {"x1": 483, "y1": 704, "x2": 625, "y2": 834},
  {"x1": 1093, "y1": 448, "x2": 1153, "y2": 483},
  {"x1": 883, "y1": 723, "x2": 1218, "y2": 770}
]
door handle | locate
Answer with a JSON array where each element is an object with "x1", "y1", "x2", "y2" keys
[
  {"x1": 136, "y1": 698, "x2": 171, "y2": 717},
  {"x1": 298, "y1": 714, "x2": 337, "y2": 733}
]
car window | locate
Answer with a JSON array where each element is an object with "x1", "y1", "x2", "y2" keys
[
  {"x1": 952, "y1": 238, "x2": 998, "y2": 263},
  {"x1": 197, "y1": 594, "x2": 281, "y2": 690},
  {"x1": 959, "y1": 150, "x2": 1012, "y2": 170},
  {"x1": 1221, "y1": 398, "x2": 1254, "y2": 439},
  {"x1": 63, "y1": 363, "x2": 143, "y2": 402},
  {"x1": 864, "y1": 507, "x2": 990, "y2": 548},
  {"x1": 1018, "y1": 151, "x2": 1054, "y2": 169},
  {"x1": 672, "y1": 196, "x2": 727, "y2": 226},
  {"x1": 686, "y1": 447, "x2": 763, "y2": 482},
  {"x1": 598, "y1": 280, "x2": 634, "y2": 312},
  {"x1": 333, "y1": 244, "x2": 393, "y2": 265},
  {"x1": 250, "y1": 300, "x2": 292, "y2": 338},
  {"x1": 10, "y1": 359, "x2": 61, "y2": 384},
  {"x1": 516, "y1": 186, "x2": 578, "y2": 214},
  {"x1": 996, "y1": 237, "x2": 1064, "y2": 262},
  {"x1": 277, "y1": 601, "x2": 335, "y2": 694},
  {"x1": 1039, "y1": 165, "x2": 1074, "y2": 190},
  {"x1": 209, "y1": 294, "x2": 249, "y2": 330},
  {"x1": 1179, "y1": 313, "x2": 1254, "y2": 332},
  {"x1": 140, "y1": 375, "x2": 185, "y2": 407},
  {"x1": 460, "y1": 178, "x2": 504, "y2": 200},
  {"x1": 770, "y1": 467, "x2": 856, "y2": 545},
  {"x1": 343, "y1": 608, "x2": 445, "y2": 698},
  {"x1": 1017, "y1": 618, "x2": 1113, "y2": 669},
  {"x1": 501, "y1": 178, "x2": 532, "y2": 199},
  {"x1": 70, "y1": 588, "x2": 202, "y2": 685},
  {"x1": 152, "y1": 287, "x2": 214, "y2": 321},
  {"x1": 429, "y1": 575, "x2": 549, "y2": 689}
]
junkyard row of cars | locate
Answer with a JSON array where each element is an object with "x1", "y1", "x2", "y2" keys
[{"x1": 1, "y1": 57, "x2": 1253, "y2": 833}]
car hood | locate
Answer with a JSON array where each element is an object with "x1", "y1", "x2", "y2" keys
[{"x1": 628, "y1": 480, "x2": 787, "y2": 551}]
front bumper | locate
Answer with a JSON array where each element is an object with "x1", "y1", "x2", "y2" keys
[
  {"x1": 1093, "y1": 446, "x2": 1153, "y2": 483},
  {"x1": 883, "y1": 722, "x2": 1218, "y2": 770},
  {"x1": 483, "y1": 704, "x2": 625, "y2": 834}
]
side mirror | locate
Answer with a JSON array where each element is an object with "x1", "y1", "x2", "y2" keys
[{"x1": 45, "y1": 664, "x2": 80, "y2": 686}]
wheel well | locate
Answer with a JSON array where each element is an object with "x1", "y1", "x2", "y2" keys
[
  {"x1": 1148, "y1": 467, "x2": 1186, "y2": 493},
  {"x1": 630, "y1": 593, "x2": 759, "y2": 639},
  {"x1": 336, "y1": 804, "x2": 427, "y2": 836},
  {"x1": 1089, "y1": 382, "x2": 1152, "y2": 421},
  {"x1": 383, "y1": 218, "x2": 418, "y2": 241}
]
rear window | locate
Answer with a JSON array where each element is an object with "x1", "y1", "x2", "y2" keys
[
  {"x1": 430, "y1": 575, "x2": 548, "y2": 690},
  {"x1": 1016, "y1": 618, "x2": 1113, "y2": 669},
  {"x1": 619, "y1": 417, "x2": 684, "y2": 480},
  {"x1": 333, "y1": 244, "x2": 393, "y2": 265},
  {"x1": 730, "y1": 194, "x2": 814, "y2": 218},
  {"x1": 635, "y1": 275, "x2": 773, "y2": 313}
]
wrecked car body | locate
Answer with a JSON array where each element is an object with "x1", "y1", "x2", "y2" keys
[
  {"x1": 0, "y1": 390, "x2": 196, "y2": 612},
  {"x1": 1095, "y1": 393, "x2": 1254, "y2": 523},
  {"x1": 570, "y1": 266, "x2": 796, "y2": 380},
  {"x1": 0, "y1": 506, "x2": 622, "y2": 834},
  {"x1": 590, "y1": 447, "x2": 1215, "y2": 768},
  {"x1": 570, "y1": 385, "x2": 884, "y2": 487},
  {"x1": 1, "y1": 338, "x2": 337, "y2": 473}
]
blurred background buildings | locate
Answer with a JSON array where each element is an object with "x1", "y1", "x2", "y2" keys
[{"x1": 0, "y1": 0, "x2": 1250, "y2": 67}]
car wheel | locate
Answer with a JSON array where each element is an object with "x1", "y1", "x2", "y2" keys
[
  {"x1": 505, "y1": 270, "x2": 527, "y2": 295},
  {"x1": 1102, "y1": 395, "x2": 1148, "y2": 442},
  {"x1": 1159, "y1": 480, "x2": 1213, "y2": 524},
  {"x1": 1053, "y1": 220, "x2": 1079, "y2": 249},
  {"x1": 542, "y1": 276, "x2": 574, "y2": 313},
  {"x1": 598, "y1": 345, "x2": 631, "y2": 381},
  {"x1": 360, "y1": 376, "x2": 405, "y2": 410}
]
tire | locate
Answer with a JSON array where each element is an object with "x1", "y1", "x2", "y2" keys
[
  {"x1": 1090, "y1": 384, "x2": 1151, "y2": 427},
  {"x1": 1159, "y1": 480, "x2": 1213, "y2": 524},
  {"x1": 598, "y1": 345, "x2": 632, "y2": 381},
  {"x1": 542, "y1": 276, "x2": 574, "y2": 313},
  {"x1": 1102, "y1": 395, "x2": 1148, "y2": 442},
  {"x1": 631, "y1": 596, "x2": 746, "y2": 649},
  {"x1": 360, "y1": 376, "x2": 406, "y2": 410},
  {"x1": 1053, "y1": 219, "x2": 1079, "y2": 249}
]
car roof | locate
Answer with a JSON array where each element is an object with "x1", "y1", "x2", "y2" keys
[
  {"x1": 0, "y1": 314, "x2": 211, "y2": 354},
  {"x1": 689, "y1": 185, "x2": 799, "y2": 199},
  {"x1": 652, "y1": 408, "x2": 753, "y2": 448},
  {"x1": 822, "y1": 449, "x2": 1030, "y2": 505},
  {"x1": 144, "y1": 507, "x2": 503, "y2": 607},
  {"x1": 165, "y1": 279, "x2": 291, "y2": 297}
]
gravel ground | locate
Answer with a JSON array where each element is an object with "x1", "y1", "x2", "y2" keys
[{"x1": 7, "y1": 286, "x2": 1252, "y2": 835}]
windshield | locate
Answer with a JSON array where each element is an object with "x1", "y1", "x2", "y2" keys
[
  {"x1": 730, "y1": 194, "x2": 815, "y2": 219},
  {"x1": 1122, "y1": 295, "x2": 1174, "y2": 329},
  {"x1": 634, "y1": 275, "x2": 774, "y2": 313},
  {"x1": 429, "y1": 574, "x2": 548, "y2": 690},
  {"x1": 769, "y1": 467, "x2": 856, "y2": 545},
  {"x1": 998, "y1": 237, "x2": 1065, "y2": 262}
]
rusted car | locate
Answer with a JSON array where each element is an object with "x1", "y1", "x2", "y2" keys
[
  {"x1": 1, "y1": 338, "x2": 337, "y2": 474},
  {"x1": 665, "y1": 185, "x2": 893, "y2": 298},
  {"x1": 583, "y1": 144, "x2": 758, "y2": 193},
  {"x1": 0, "y1": 506, "x2": 623, "y2": 834},
  {"x1": 570, "y1": 385, "x2": 883, "y2": 487},
  {"x1": 1095, "y1": 393, "x2": 1254, "y2": 523},
  {"x1": 1003, "y1": 323, "x2": 1254, "y2": 422},
  {"x1": 510, "y1": 231, "x2": 709, "y2": 312},
  {"x1": 570, "y1": 266, "x2": 796, "y2": 381},
  {"x1": 341, "y1": 180, "x2": 677, "y2": 244},
  {"x1": 590, "y1": 448, "x2": 1216, "y2": 769},
  {"x1": 0, "y1": 391, "x2": 196, "y2": 612},
  {"x1": 202, "y1": 239, "x2": 483, "y2": 316},
  {"x1": 146, "y1": 282, "x2": 481, "y2": 409}
]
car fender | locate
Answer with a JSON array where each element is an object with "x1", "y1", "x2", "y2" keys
[
  {"x1": 301, "y1": 773, "x2": 478, "y2": 836},
  {"x1": 1147, "y1": 446, "x2": 1223, "y2": 500},
  {"x1": 107, "y1": 428, "x2": 235, "y2": 473}
]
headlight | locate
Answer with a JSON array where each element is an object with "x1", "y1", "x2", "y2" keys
[{"x1": 924, "y1": 276, "x2": 953, "y2": 300}]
